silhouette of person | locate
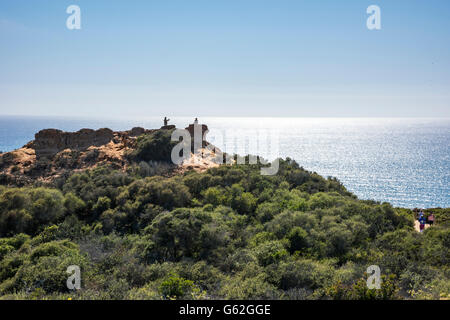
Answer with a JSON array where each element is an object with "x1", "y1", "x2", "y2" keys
[
  {"x1": 164, "y1": 117, "x2": 170, "y2": 126},
  {"x1": 194, "y1": 118, "x2": 199, "y2": 125}
]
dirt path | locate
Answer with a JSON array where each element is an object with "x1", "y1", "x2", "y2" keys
[{"x1": 414, "y1": 220, "x2": 431, "y2": 232}]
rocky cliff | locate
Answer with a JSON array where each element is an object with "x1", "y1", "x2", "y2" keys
[
  {"x1": 31, "y1": 128, "x2": 115, "y2": 159},
  {"x1": 0, "y1": 124, "x2": 221, "y2": 186},
  {"x1": 0, "y1": 127, "x2": 154, "y2": 185}
]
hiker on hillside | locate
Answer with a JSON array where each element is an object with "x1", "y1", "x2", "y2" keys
[
  {"x1": 418, "y1": 213, "x2": 426, "y2": 232},
  {"x1": 163, "y1": 117, "x2": 170, "y2": 126},
  {"x1": 427, "y1": 213, "x2": 435, "y2": 226}
]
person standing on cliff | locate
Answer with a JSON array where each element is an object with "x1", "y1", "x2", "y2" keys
[{"x1": 164, "y1": 117, "x2": 170, "y2": 126}]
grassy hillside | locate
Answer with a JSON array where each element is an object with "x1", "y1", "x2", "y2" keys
[{"x1": 0, "y1": 156, "x2": 448, "y2": 300}]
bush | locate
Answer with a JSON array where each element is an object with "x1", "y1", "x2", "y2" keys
[
  {"x1": 287, "y1": 227, "x2": 309, "y2": 254},
  {"x1": 0, "y1": 187, "x2": 65, "y2": 236},
  {"x1": 1, "y1": 240, "x2": 87, "y2": 295},
  {"x1": 159, "y1": 274, "x2": 195, "y2": 299},
  {"x1": 129, "y1": 129, "x2": 178, "y2": 163},
  {"x1": 254, "y1": 241, "x2": 288, "y2": 267},
  {"x1": 219, "y1": 274, "x2": 279, "y2": 300},
  {"x1": 146, "y1": 208, "x2": 229, "y2": 262}
]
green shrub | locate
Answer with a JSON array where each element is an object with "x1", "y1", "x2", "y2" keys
[
  {"x1": 129, "y1": 129, "x2": 178, "y2": 163},
  {"x1": 255, "y1": 240, "x2": 288, "y2": 267},
  {"x1": 287, "y1": 227, "x2": 309, "y2": 254},
  {"x1": 159, "y1": 274, "x2": 194, "y2": 299},
  {"x1": 0, "y1": 157, "x2": 448, "y2": 300}
]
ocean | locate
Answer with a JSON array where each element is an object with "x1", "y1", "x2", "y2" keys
[{"x1": 0, "y1": 116, "x2": 449, "y2": 209}]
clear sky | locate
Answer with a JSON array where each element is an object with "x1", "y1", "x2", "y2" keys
[{"x1": 0, "y1": 0, "x2": 449, "y2": 118}]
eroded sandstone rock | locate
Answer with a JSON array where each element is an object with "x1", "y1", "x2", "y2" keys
[{"x1": 32, "y1": 128, "x2": 114, "y2": 159}]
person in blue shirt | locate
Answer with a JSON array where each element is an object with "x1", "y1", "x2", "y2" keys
[{"x1": 418, "y1": 212, "x2": 426, "y2": 232}]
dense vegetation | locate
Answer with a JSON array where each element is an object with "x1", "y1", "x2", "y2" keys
[
  {"x1": 128, "y1": 129, "x2": 178, "y2": 163},
  {"x1": 0, "y1": 133, "x2": 448, "y2": 300}
]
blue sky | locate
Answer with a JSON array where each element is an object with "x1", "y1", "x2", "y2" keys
[{"x1": 0, "y1": 0, "x2": 449, "y2": 117}]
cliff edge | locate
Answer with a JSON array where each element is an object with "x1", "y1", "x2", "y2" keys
[
  {"x1": 0, "y1": 124, "x2": 220, "y2": 186},
  {"x1": 0, "y1": 127, "x2": 153, "y2": 185}
]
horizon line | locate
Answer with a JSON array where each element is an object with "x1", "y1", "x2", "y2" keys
[{"x1": 1, "y1": 114, "x2": 450, "y2": 120}]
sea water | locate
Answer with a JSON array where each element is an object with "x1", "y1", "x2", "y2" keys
[{"x1": 0, "y1": 116, "x2": 448, "y2": 208}]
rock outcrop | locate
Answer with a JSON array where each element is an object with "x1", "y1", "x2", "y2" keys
[
  {"x1": 129, "y1": 127, "x2": 147, "y2": 137},
  {"x1": 0, "y1": 123, "x2": 220, "y2": 186},
  {"x1": 32, "y1": 128, "x2": 115, "y2": 159},
  {"x1": 160, "y1": 125, "x2": 176, "y2": 130},
  {"x1": 0, "y1": 127, "x2": 155, "y2": 185}
]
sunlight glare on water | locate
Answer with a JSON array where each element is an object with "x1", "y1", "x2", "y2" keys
[{"x1": 0, "y1": 116, "x2": 448, "y2": 208}]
